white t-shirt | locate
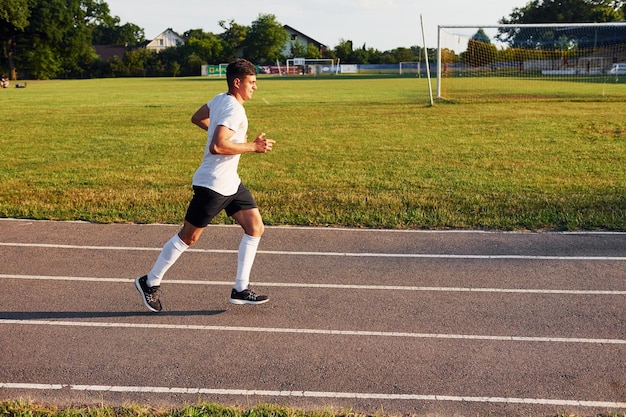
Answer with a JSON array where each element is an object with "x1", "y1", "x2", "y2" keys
[{"x1": 192, "y1": 93, "x2": 248, "y2": 196}]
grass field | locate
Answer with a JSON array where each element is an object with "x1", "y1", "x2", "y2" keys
[
  {"x1": 0, "y1": 401, "x2": 355, "y2": 417},
  {"x1": 3, "y1": 400, "x2": 624, "y2": 417},
  {"x1": 1, "y1": 75, "x2": 625, "y2": 230}
]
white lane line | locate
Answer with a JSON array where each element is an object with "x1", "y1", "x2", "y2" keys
[
  {"x1": 2, "y1": 274, "x2": 625, "y2": 295},
  {"x1": 3, "y1": 218, "x2": 626, "y2": 235},
  {"x1": 1, "y1": 382, "x2": 624, "y2": 408},
  {"x1": 1, "y1": 319, "x2": 623, "y2": 345},
  {"x1": 1, "y1": 242, "x2": 625, "y2": 260},
  {"x1": 1, "y1": 383, "x2": 65, "y2": 390}
]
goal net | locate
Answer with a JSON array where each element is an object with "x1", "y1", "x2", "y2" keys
[
  {"x1": 285, "y1": 58, "x2": 337, "y2": 76},
  {"x1": 436, "y1": 22, "x2": 626, "y2": 102},
  {"x1": 399, "y1": 61, "x2": 422, "y2": 75}
]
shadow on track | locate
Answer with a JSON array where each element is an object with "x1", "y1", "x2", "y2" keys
[{"x1": 0, "y1": 310, "x2": 226, "y2": 319}]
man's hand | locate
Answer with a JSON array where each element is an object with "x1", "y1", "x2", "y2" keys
[{"x1": 253, "y1": 132, "x2": 275, "y2": 153}]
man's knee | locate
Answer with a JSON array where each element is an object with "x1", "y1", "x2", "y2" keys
[
  {"x1": 179, "y1": 221, "x2": 204, "y2": 246},
  {"x1": 249, "y1": 221, "x2": 265, "y2": 237},
  {"x1": 234, "y1": 209, "x2": 264, "y2": 237},
  {"x1": 243, "y1": 215, "x2": 264, "y2": 237}
]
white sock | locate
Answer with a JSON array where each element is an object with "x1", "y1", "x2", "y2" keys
[
  {"x1": 234, "y1": 234, "x2": 260, "y2": 292},
  {"x1": 147, "y1": 233, "x2": 188, "y2": 287}
]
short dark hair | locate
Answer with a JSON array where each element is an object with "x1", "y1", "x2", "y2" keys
[{"x1": 226, "y1": 59, "x2": 256, "y2": 88}]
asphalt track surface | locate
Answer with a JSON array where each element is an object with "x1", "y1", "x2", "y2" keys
[{"x1": 0, "y1": 218, "x2": 625, "y2": 416}]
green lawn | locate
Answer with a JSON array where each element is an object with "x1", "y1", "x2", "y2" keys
[
  {"x1": 1, "y1": 76, "x2": 625, "y2": 230},
  {"x1": 0, "y1": 401, "x2": 354, "y2": 417}
]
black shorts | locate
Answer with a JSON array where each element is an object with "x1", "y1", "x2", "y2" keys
[{"x1": 184, "y1": 183, "x2": 258, "y2": 228}]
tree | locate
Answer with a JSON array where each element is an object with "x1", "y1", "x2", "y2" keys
[
  {"x1": 123, "y1": 48, "x2": 150, "y2": 76},
  {"x1": 2, "y1": 0, "x2": 146, "y2": 79},
  {"x1": 287, "y1": 41, "x2": 323, "y2": 59},
  {"x1": 115, "y1": 23, "x2": 145, "y2": 46},
  {"x1": 13, "y1": 0, "x2": 83, "y2": 78},
  {"x1": 330, "y1": 39, "x2": 390, "y2": 64},
  {"x1": 462, "y1": 28, "x2": 498, "y2": 67},
  {"x1": 288, "y1": 41, "x2": 307, "y2": 59},
  {"x1": 305, "y1": 43, "x2": 323, "y2": 59},
  {"x1": 92, "y1": 16, "x2": 145, "y2": 46},
  {"x1": 243, "y1": 13, "x2": 288, "y2": 65},
  {"x1": 393, "y1": 47, "x2": 419, "y2": 62},
  {"x1": 219, "y1": 19, "x2": 247, "y2": 62},
  {"x1": 0, "y1": 0, "x2": 30, "y2": 28},
  {"x1": 351, "y1": 46, "x2": 370, "y2": 63},
  {"x1": 6, "y1": 0, "x2": 111, "y2": 78},
  {"x1": 186, "y1": 33, "x2": 224, "y2": 64},
  {"x1": 500, "y1": 0, "x2": 624, "y2": 24},
  {"x1": 498, "y1": 0, "x2": 626, "y2": 48},
  {"x1": 333, "y1": 39, "x2": 353, "y2": 63},
  {"x1": 58, "y1": 0, "x2": 102, "y2": 77},
  {"x1": 462, "y1": 39, "x2": 498, "y2": 67},
  {"x1": 182, "y1": 30, "x2": 224, "y2": 63},
  {"x1": 472, "y1": 28, "x2": 491, "y2": 44},
  {"x1": 0, "y1": 0, "x2": 30, "y2": 79}
]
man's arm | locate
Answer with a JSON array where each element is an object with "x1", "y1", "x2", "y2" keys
[
  {"x1": 209, "y1": 126, "x2": 275, "y2": 155},
  {"x1": 191, "y1": 104, "x2": 210, "y2": 131}
]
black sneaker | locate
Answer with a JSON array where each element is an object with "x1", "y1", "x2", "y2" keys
[
  {"x1": 135, "y1": 275, "x2": 162, "y2": 312},
  {"x1": 229, "y1": 288, "x2": 269, "y2": 305}
]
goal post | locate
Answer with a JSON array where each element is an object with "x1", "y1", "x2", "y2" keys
[
  {"x1": 218, "y1": 63, "x2": 229, "y2": 77},
  {"x1": 285, "y1": 58, "x2": 336, "y2": 76},
  {"x1": 201, "y1": 64, "x2": 229, "y2": 77},
  {"x1": 399, "y1": 61, "x2": 421, "y2": 75},
  {"x1": 436, "y1": 22, "x2": 626, "y2": 101}
]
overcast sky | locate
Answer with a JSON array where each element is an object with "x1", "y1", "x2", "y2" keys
[{"x1": 104, "y1": 0, "x2": 528, "y2": 51}]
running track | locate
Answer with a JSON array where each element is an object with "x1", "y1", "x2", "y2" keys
[{"x1": 0, "y1": 218, "x2": 625, "y2": 416}]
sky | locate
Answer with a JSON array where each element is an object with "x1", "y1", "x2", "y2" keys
[{"x1": 103, "y1": 0, "x2": 528, "y2": 51}]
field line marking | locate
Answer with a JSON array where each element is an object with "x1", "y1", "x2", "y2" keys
[
  {"x1": 0, "y1": 382, "x2": 624, "y2": 408},
  {"x1": 3, "y1": 218, "x2": 626, "y2": 236},
  {"x1": 0, "y1": 319, "x2": 624, "y2": 345},
  {"x1": 1, "y1": 274, "x2": 624, "y2": 295},
  {"x1": 1, "y1": 242, "x2": 625, "y2": 260}
]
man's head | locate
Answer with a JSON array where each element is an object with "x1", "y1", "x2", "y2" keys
[
  {"x1": 226, "y1": 59, "x2": 257, "y2": 89},
  {"x1": 226, "y1": 59, "x2": 257, "y2": 102}
]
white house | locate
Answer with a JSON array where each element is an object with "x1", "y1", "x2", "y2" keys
[
  {"x1": 146, "y1": 28, "x2": 185, "y2": 52},
  {"x1": 283, "y1": 25, "x2": 328, "y2": 56}
]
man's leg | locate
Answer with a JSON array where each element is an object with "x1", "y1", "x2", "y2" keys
[
  {"x1": 147, "y1": 221, "x2": 202, "y2": 286},
  {"x1": 229, "y1": 208, "x2": 268, "y2": 304},
  {"x1": 136, "y1": 221, "x2": 202, "y2": 312}
]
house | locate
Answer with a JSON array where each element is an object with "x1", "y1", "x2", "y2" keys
[
  {"x1": 283, "y1": 25, "x2": 328, "y2": 56},
  {"x1": 145, "y1": 28, "x2": 185, "y2": 52}
]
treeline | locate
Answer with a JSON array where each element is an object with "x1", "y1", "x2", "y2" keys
[
  {"x1": 4, "y1": 0, "x2": 622, "y2": 79},
  {"x1": 452, "y1": 27, "x2": 626, "y2": 68},
  {"x1": 92, "y1": 41, "x2": 430, "y2": 79},
  {"x1": 0, "y1": 0, "x2": 428, "y2": 80},
  {"x1": 92, "y1": 24, "x2": 430, "y2": 78}
]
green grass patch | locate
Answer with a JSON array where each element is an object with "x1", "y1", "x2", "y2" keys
[
  {"x1": 2, "y1": 400, "x2": 624, "y2": 417},
  {"x1": 439, "y1": 75, "x2": 626, "y2": 102},
  {"x1": 1, "y1": 76, "x2": 625, "y2": 230},
  {"x1": 0, "y1": 401, "x2": 359, "y2": 417}
]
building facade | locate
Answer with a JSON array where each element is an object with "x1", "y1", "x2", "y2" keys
[{"x1": 145, "y1": 28, "x2": 185, "y2": 52}]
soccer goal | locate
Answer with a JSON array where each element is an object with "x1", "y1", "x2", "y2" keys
[
  {"x1": 436, "y1": 22, "x2": 626, "y2": 102},
  {"x1": 399, "y1": 61, "x2": 422, "y2": 75},
  {"x1": 285, "y1": 58, "x2": 337, "y2": 76}
]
